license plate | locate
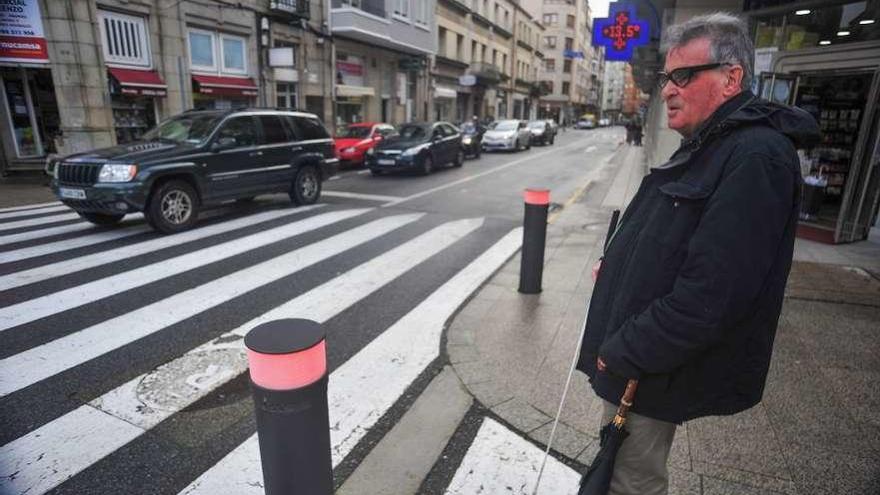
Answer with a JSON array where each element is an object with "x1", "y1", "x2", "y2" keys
[
  {"x1": 59, "y1": 187, "x2": 86, "y2": 200},
  {"x1": 377, "y1": 159, "x2": 396, "y2": 166}
]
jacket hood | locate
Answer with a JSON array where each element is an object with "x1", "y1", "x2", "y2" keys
[{"x1": 687, "y1": 91, "x2": 821, "y2": 150}]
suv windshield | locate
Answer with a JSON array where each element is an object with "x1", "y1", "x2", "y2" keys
[
  {"x1": 494, "y1": 120, "x2": 519, "y2": 131},
  {"x1": 337, "y1": 126, "x2": 372, "y2": 139},
  {"x1": 142, "y1": 114, "x2": 222, "y2": 144},
  {"x1": 397, "y1": 124, "x2": 429, "y2": 140}
]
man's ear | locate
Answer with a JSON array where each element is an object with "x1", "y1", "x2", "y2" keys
[{"x1": 724, "y1": 65, "x2": 744, "y2": 96}]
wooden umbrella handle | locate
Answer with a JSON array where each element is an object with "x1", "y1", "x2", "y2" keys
[{"x1": 612, "y1": 379, "x2": 639, "y2": 427}]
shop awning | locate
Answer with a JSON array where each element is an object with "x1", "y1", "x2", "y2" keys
[
  {"x1": 192, "y1": 75, "x2": 258, "y2": 97},
  {"x1": 108, "y1": 67, "x2": 167, "y2": 97},
  {"x1": 337, "y1": 85, "x2": 375, "y2": 97},
  {"x1": 435, "y1": 87, "x2": 457, "y2": 99}
]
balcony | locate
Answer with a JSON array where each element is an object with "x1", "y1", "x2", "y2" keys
[
  {"x1": 271, "y1": 0, "x2": 311, "y2": 18},
  {"x1": 331, "y1": 0, "x2": 384, "y2": 18},
  {"x1": 331, "y1": 0, "x2": 434, "y2": 55},
  {"x1": 469, "y1": 61, "x2": 502, "y2": 85}
]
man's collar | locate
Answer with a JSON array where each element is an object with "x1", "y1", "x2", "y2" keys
[{"x1": 681, "y1": 90, "x2": 755, "y2": 149}]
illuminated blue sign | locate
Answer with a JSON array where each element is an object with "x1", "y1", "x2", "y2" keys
[{"x1": 592, "y1": 3, "x2": 650, "y2": 62}]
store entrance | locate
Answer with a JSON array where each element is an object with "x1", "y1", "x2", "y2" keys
[
  {"x1": 794, "y1": 70, "x2": 878, "y2": 243},
  {"x1": 0, "y1": 67, "x2": 59, "y2": 160}
]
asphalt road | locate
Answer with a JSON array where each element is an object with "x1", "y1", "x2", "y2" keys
[{"x1": 0, "y1": 126, "x2": 624, "y2": 495}]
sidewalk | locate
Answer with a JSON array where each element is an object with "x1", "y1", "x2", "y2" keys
[
  {"x1": 0, "y1": 171, "x2": 56, "y2": 209},
  {"x1": 445, "y1": 144, "x2": 880, "y2": 495}
]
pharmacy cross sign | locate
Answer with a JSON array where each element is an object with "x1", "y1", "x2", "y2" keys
[{"x1": 592, "y1": 2, "x2": 649, "y2": 62}]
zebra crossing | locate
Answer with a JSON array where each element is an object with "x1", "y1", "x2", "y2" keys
[{"x1": 0, "y1": 198, "x2": 527, "y2": 494}]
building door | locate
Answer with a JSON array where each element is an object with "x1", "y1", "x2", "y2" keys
[{"x1": 1, "y1": 67, "x2": 59, "y2": 159}]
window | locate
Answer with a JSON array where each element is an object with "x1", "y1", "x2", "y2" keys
[
  {"x1": 394, "y1": 0, "x2": 409, "y2": 18},
  {"x1": 276, "y1": 83, "x2": 297, "y2": 108},
  {"x1": 98, "y1": 10, "x2": 151, "y2": 67},
  {"x1": 544, "y1": 58, "x2": 555, "y2": 71},
  {"x1": 567, "y1": 15, "x2": 575, "y2": 28},
  {"x1": 438, "y1": 27, "x2": 447, "y2": 56},
  {"x1": 415, "y1": 1, "x2": 429, "y2": 26},
  {"x1": 562, "y1": 82, "x2": 570, "y2": 94},
  {"x1": 543, "y1": 13, "x2": 557, "y2": 26},
  {"x1": 544, "y1": 36, "x2": 557, "y2": 48},
  {"x1": 456, "y1": 33, "x2": 464, "y2": 59},
  {"x1": 471, "y1": 40, "x2": 478, "y2": 62},
  {"x1": 189, "y1": 29, "x2": 248, "y2": 75},
  {"x1": 291, "y1": 116, "x2": 330, "y2": 140},
  {"x1": 565, "y1": 37, "x2": 574, "y2": 51},
  {"x1": 216, "y1": 117, "x2": 258, "y2": 148},
  {"x1": 259, "y1": 116, "x2": 289, "y2": 144},
  {"x1": 563, "y1": 59, "x2": 572, "y2": 73}
]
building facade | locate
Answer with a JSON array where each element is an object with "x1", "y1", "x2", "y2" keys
[
  {"x1": 601, "y1": 61, "x2": 624, "y2": 123},
  {"x1": 522, "y1": 0, "x2": 600, "y2": 124}
]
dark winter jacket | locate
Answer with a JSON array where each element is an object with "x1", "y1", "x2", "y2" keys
[{"x1": 577, "y1": 91, "x2": 821, "y2": 424}]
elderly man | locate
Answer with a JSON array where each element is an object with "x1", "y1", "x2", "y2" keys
[{"x1": 577, "y1": 13, "x2": 819, "y2": 495}]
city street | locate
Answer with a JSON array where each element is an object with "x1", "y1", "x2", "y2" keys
[{"x1": 0, "y1": 128, "x2": 623, "y2": 495}]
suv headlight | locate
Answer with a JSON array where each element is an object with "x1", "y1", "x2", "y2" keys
[
  {"x1": 462, "y1": 136, "x2": 473, "y2": 145},
  {"x1": 98, "y1": 164, "x2": 138, "y2": 182}
]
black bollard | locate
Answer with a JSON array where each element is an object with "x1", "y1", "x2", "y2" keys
[
  {"x1": 245, "y1": 319, "x2": 333, "y2": 495},
  {"x1": 519, "y1": 188, "x2": 550, "y2": 294}
]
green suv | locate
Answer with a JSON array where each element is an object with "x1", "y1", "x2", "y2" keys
[{"x1": 49, "y1": 109, "x2": 338, "y2": 234}]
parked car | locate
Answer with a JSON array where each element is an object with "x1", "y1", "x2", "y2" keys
[
  {"x1": 459, "y1": 121, "x2": 485, "y2": 158},
  {"x1": 334, "y1": 122, "x2": 395, "y2": 167},
  {"x1": 574, "y1": 118, "x2": 596, "y2": 129},
  {"x1": 49, "y1": 109, "x2": 337, "y2": 234},
  {"x1": 527, "y1": 120, "x2": 555, "y2": 145},
  {"x1": 598, "y1": 118, "x2": 611, "y2": 127},
  {"x1": 545, "y1": 119, "x2": 559, "y2": 134},
  {"x1": 365, "y1": 122, "x2": 464, "y2": 176},
  {"x1": 482, "y1": 119, "x2": 532, "y2": 152}
]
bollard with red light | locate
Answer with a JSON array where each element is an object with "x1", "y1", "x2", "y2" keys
[
  {"x1": 519, "y1": 188, "x2": 550, "y2": 294},
  {"x1": 245, "y1": 319, "x2": 333, "y2": 495}
]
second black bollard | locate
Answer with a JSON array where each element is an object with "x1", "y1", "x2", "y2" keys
[
  {"x1": 245, "y1": 319, "x2": 333, "y2": 495},
  {"x1": 519, "y1": 188, "x2": 550, "y2": 294}
]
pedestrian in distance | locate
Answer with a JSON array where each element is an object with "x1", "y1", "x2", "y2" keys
[{"x1": 577, "y1": 13, "x2": 819, "y2": 495}]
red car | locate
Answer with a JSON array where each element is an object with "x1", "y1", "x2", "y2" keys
[{"x1": 334, "y1": 122, "x2": 395, "y2": 167}]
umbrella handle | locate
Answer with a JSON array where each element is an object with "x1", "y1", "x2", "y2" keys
[{"x1": 613, "y1": 379, "x2": 639, "y2": 427}]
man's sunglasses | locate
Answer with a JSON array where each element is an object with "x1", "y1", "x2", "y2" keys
[{"x1": 657, "y1": 62, "x2": 732, "y2": 89}]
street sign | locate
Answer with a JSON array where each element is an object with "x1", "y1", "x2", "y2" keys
[
  {"x1": 563, "y1": 49, "x2": 585, "y2": 59},
  {"x1": 459, "y1": 74, "x2": 476, "y2": 86},
  {"x1": 592, "y1": 2, "x2": 649, "y2": 62}
]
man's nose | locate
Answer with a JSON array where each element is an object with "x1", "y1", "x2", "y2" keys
[{"x1": 661, "y1": 82, "x2": 677, "y2": 101}]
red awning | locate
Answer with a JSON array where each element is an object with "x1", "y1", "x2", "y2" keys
[
  {"x1": 192, "y1": 75, "x2": 258, "y2": 97},
  {"x1": 108, "y1": 67, "x2": 167, "y2": 97}
]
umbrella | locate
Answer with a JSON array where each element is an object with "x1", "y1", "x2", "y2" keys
[{"x1": 577, "y1": 379, "x2": 639, "y2": 495}]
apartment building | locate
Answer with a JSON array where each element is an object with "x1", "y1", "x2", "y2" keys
[
  {"x1": 601, "y1": 61, "x2": 625, "y2": 123},
  {"x1": 433, "y1": 0, "x2": 543, "y2": 123},
  {"x1": 329, "y1": 0, "x2": 436, "y2": 130}
]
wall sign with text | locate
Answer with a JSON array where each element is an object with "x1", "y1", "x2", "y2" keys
[
  {"x1": 0, "y1": 0, "x2": 49, "y2": 63},
  {"x1": 592, "y1": 2, "x2": 649, "y2": 62}
]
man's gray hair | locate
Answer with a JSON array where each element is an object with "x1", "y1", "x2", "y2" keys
[{"x1": 664, "y1": 12, "x2": 754, "y2": 90}]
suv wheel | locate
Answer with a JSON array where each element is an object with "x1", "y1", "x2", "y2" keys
[
  {"x1": 290, "y1": 165, "x2": 321, "y2": 205},
  {"x1": 147, "y1": 180, "x2": 199, "y2": 234},
  {"x1": 80, "y1": 212, "x2": 125, "y2": 226},
  {"x1": 453, "y1": 150, "x2": 464, "y2": 167},
  {"x1": 420, "y1": 155, "x2": 433, "y2": 175}
]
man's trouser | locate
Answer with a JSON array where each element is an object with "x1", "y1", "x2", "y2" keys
[{"x1": 599, "y1": 400, "x2": 677, "y2": 495}]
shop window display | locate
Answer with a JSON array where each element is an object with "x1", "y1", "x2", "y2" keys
[{"x1": 112, "y1": 96, "x2": 156, "y2": 144}]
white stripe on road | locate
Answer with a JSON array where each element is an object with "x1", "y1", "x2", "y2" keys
[
  {"x1": 180, "y1": 227, "x2": 522, "y2": 494},
  {"x1": 584, "y1": 145, "x2": 597, "y2": 153},
  {"x1": 0, "y1": 224, "x2": 153, "y2": 264},
  {"x1": 0, "y1": 212, "x2": 81, "y2": 234},
  {"x1": 446, "y1": 418, "x2": 581, "y2": 495},
  {"x1": 0, "y1": 207, "x2": 322, "y2": 290},
  {"x1": 0, "y1": 214, "x2": 417, "y2": 398},
  {"x1": 0, "y1": 216, "x2": 144, "y2": 247},
  {"x1": 322, "y1": 191, "x2": 403, "y2": 202},
  {"x1": 0, "y1": 206, "x2": 350, "y2": 330},
  {"x1": 0, "y1": 205, "x2": 68, "y2": 220},
  {"x1": 0, "y1": 202, "x2": 61, "y2": 213},
  {"x1": 0, "y1": 214, "x2": 482, "y2": 495}
]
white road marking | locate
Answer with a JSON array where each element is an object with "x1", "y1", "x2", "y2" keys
[
  {"x1": 323, "y1": 191, "x2": 403, "y2": 202},
  {"x1": 0, "y1": 202, "x2": 61, "y2": 213},
  {"x1": 584, "y1": 145, "x2": 597, "y2": 153},
  {"x1": 445, "y1": 418, "x2": 581, "y2": 495},
  {"x1": 180, "y1": 227, "x2": 522, "y2": 494},
  {"x1": 0, "y1": 207, "x2": 354, "y2": 330},
  {"x1": 0, "y1": 216, "x2": 143, "y2": 247},
  {"x1": 0, "y1": 212, "x2": 81, "y2": 234},
  {"x1": 0, "y1": 215, "x2": 488, "y2": 495},
  {"x1": 328, "y1": 176, "x2": 341, "y2": 181},
  {"x1": 383, "y1": 139, "x2": 588, "y2": 208},
  {"x1": 0, "y1": 224, "x2": 153, "y2": 264},
  {"x1": 0, "y1": 214, "x2": 416, "y2": 398},
  {"x1": 357, "y1": 170, "x2": 370, "y2": 175},
  {"x1": 0, "y1": 207, "x2": 322, "y2": 291},
  {"x1": 0, "y1": 205, "x2": 68, "y2": 220}
]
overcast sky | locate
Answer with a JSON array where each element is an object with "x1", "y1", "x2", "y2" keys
[{"x1": 591, "y1": 0, "x2": 611, "y2": 18}]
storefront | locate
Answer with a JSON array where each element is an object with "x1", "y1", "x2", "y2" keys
[
  {"x1": 434, "y1": 86, "x2": 456, "y2": 121},
  {"x1": 191, "y1": 74, "x2": 258, "y2": 110},
  {"x1": 335, "y1": 53, "x2": 372, "y2": 130},
  {"x1": 749, "y1": 0, "x2": 880, "y2": 243},
  {"x1": 0, "y1": 0, "x2": 60, "y2": 172},
  {"x1": 107, "y1": 68, "x2": 167, "y2": 144}
]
